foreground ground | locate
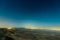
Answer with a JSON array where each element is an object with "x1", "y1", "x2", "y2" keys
[{"x1": 0, "y1": 28, "x2": 60, "y2": 40}]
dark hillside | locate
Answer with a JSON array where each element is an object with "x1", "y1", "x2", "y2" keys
[{"x1": 0, "y1": 28, "x2": 60, "y2": 40}]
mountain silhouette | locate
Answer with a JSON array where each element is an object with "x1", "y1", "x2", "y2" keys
[{"x1": 0, "y1": 28, "x2": 60, "y2": 40}]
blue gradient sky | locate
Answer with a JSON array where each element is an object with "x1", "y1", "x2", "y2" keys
[{"x1": 0, "y1": 0, "x2": 60, "y2": 27}]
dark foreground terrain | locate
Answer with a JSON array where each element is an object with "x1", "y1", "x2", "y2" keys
[{"x1": 0, "y1": 28, "x2": 60, "y2": 40}]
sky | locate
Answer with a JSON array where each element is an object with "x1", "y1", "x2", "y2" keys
[{"x1": 0, "y1": 0, "x2": 60, "y2": 28}]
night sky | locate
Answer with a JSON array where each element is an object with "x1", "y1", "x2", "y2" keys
[{"x1": 0, "y1": 0, "x2": 60, "y2": 28}]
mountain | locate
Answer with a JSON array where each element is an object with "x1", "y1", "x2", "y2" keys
[{"x1": 0, "y1": 28, "x2": 60, "y2": 40}]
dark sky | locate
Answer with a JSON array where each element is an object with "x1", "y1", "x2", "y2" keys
[{"x1": 0, "y1": 0, "x2": 60, "y2": 27}]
